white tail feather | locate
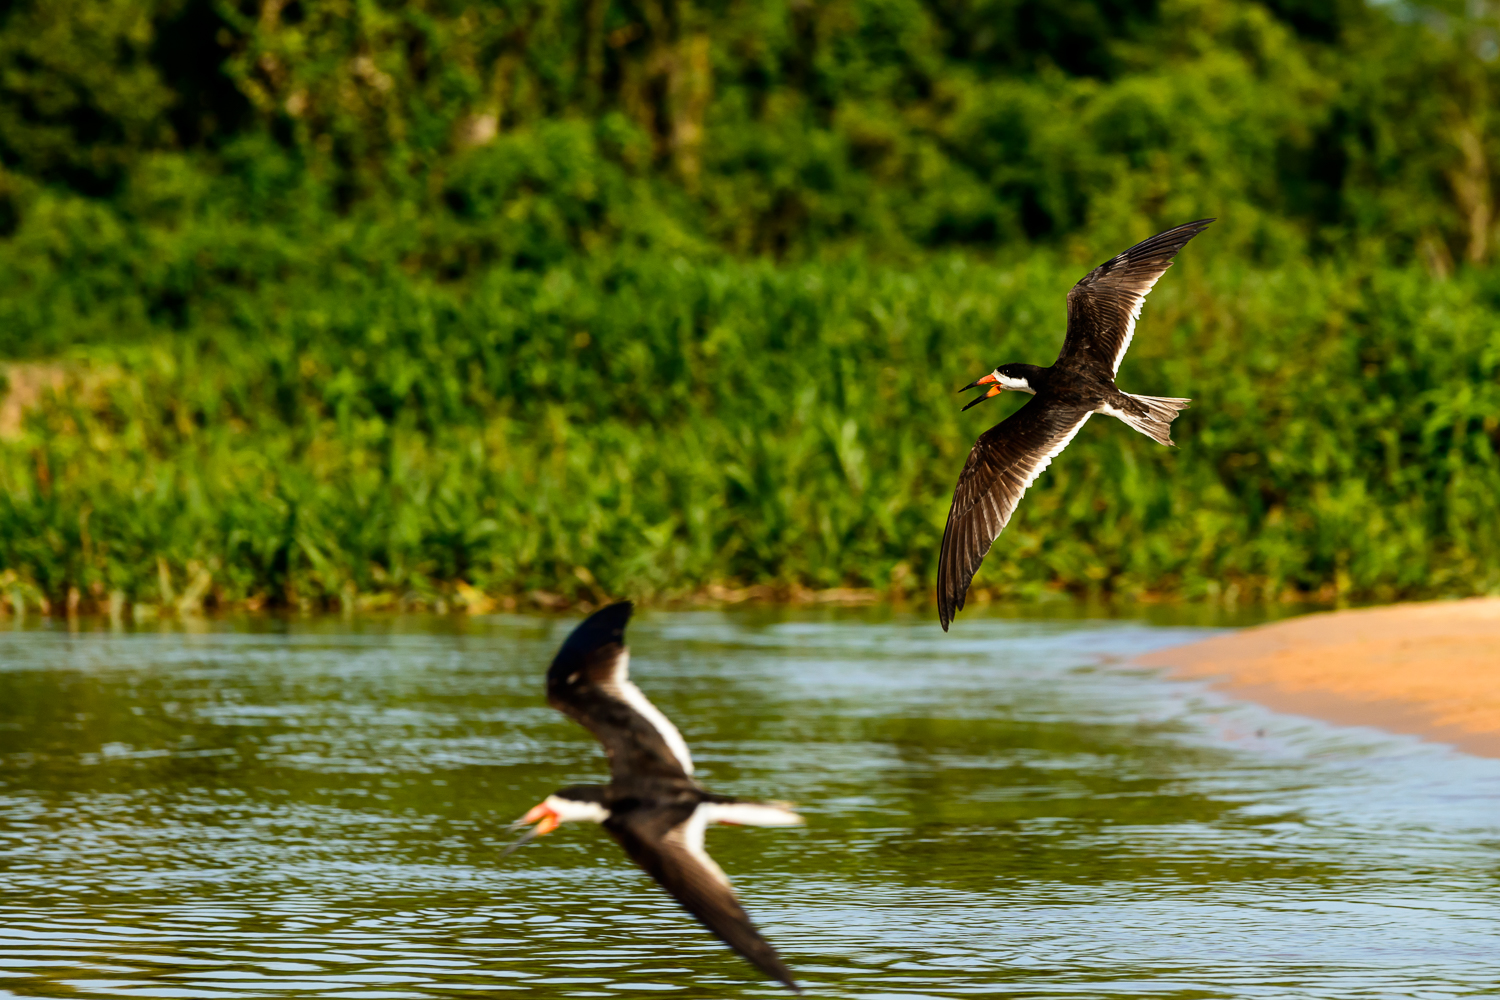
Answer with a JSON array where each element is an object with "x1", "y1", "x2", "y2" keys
[
  {"x1": 1108, "y1": 394, "x2": 1190, "y2": 446},
  {"x1": 701, "y1": 802, "x2": 805, "y2": 827}
]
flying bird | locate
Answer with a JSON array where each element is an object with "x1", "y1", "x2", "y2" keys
[
  {"x1": 506, "y1": 601, "x2": 805, "y2": 991},
  {"x1": 938, "y1": 219, "x2": 1214, "y2": 630}
]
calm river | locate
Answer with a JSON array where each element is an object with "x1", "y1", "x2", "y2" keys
[{"x1": 2, "y1": 607, "x2": 1497, "y2": 998}]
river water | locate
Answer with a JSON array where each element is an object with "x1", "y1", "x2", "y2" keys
[{"x1": 1, "y1": 608, "x2": 1497, "y2": 998}]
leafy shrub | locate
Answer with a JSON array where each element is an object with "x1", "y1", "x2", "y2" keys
[{"x1": 3, "y1": 249, "x2": 1498, "y2": 609}]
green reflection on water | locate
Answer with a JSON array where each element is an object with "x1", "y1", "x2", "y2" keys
[{"x1": 1, "y1": 606, "x2": 1496, "y2": 999}]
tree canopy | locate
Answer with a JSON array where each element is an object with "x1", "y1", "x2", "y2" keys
[{"x1": 1, "y1": 0, "x2": 1497, "y2": 280}]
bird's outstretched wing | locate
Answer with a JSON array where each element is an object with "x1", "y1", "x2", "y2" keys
[
  {"x1": 546, "y1": 602, "x2": 695, "y2": 781},
  {"x1": 607, "y1": 803, "x2": 800, "y2": 991},
  {"x1": 938, "y1": 398, "x2": 1094, "y2": 630},
  {"x1": 1059, "y1": 219, "x2": 1214, "y2": 377}
]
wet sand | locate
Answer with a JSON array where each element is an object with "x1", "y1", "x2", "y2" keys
[{"x1": 1137, "y1": 598, "x2": 1500, "y2": 757}]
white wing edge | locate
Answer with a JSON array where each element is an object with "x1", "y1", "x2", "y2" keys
[
  {"x1": 1109, "y1": 269, "x2": 1168, "y2": 376},
  {"x1": 668, "y1": 802, "x2": 804, "y2": 895},
  {"x1": 670, "y1": 806, "x2": 734, "y2": 892},
  {"x1": 1020, "y1": 412, "x2": 1093, "y2": 492},
  {"x1": 952, "y1": 411, "x2": 1093, "y2": 527},
  {"x1": 602, "y1": 650, "x2": 696, "y2": 775}
]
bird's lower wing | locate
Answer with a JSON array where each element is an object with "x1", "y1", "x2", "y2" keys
[
  {"x1": 608, "y1": 805, "x2": 799, "y2": 991},
  {"x1": 938, "y1": 399, "x2": 1094, "y2": 630}
]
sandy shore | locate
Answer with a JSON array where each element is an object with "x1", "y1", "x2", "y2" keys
[{"x1": 1137, "y1": 597, "x2": 1500, "y2": 757}]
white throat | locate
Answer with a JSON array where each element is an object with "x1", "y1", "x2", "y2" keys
[
  {"x1": 545, "y1": 794, "x2": 609, "y2": 824},
  {"x1": 994, "y1": 372, "x2": 1035, "y2": 394}
]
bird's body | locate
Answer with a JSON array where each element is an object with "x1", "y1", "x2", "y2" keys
[
  {"x1": 506, "y1": 603, "x2": 804, "y2": 991},
  {"x1": 938, "y1": 219, "x2": 1214, "y2": 630}
]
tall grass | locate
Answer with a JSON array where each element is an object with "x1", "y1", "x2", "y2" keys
[{"x1": 4, "y1": 249, "x2": 1498, "y2": 614}]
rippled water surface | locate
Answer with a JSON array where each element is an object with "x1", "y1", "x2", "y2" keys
[{"x1": 2, "y1": 608, "x2": 1498, "y2": 999}]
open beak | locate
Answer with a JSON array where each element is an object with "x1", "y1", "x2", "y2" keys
[
  {"x1": 960, "y1": 373, "x2": 1003, "y2": 411},
  {"x1": 501, "y1": 802, "x2": 560, "y2": 858}
]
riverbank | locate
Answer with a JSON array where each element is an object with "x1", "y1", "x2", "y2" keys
[{"x1": 1138, "y1": 598, "x2": 1500, "y2": 757}]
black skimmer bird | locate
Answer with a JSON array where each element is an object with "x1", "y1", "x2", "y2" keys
[
  {"x1": 938, "y1": 219, "x2": 1214, "y2": 630},
  {"x1": 505, "y1": 602, "x2": 805, "y2": 991}
]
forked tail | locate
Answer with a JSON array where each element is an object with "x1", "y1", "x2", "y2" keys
[{"x1": 1116, "y1": 394, "x2": 1190, "y2": 446}]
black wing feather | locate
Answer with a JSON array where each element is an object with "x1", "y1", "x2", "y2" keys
[
  {"x1": 937, "y1": 398, "x2": 1093, "y2": 630},
  {"x1": 546, "y1": 602, "x2": 692, "y2": 781},
  {"x1": 1059, "y1": 219, "x2": 1213, "y2": 377},
  {"x1": 607, "y1": 805, "x2": 800, "y2": 991}
]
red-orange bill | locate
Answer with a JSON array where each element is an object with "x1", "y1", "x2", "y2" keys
[
  {"x1": 961, "y1": 384, "x2": 1004, "y2": 410},
  {"x1": 501, "y1": 803, "x2": 560, "y2": 857}
]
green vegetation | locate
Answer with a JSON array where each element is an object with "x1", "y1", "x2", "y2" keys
[{"x1": 2, "y1": 0, "x2": 1500, "y2": 613}]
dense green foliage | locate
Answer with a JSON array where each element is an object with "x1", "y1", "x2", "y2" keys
[
  {"x1": 2, "y1": 0, "x2": 1500, "y2": 612},
  {"x1": 5, "y1": 249, "x2": 1500, "y2": 611}
]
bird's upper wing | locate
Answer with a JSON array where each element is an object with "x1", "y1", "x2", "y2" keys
[
  {"x1": 607, "y1": 803, "x2": 799, "y2": 991},
  {"x1": 1059, "y1": 219, "x2": 1214, "y2": 377},
  {"x1": 937, "y1": 398, "x2": 1094, "y2": 630},
  {"x1": 546, "y1": 602, "x2": 694, "y2": 782}
]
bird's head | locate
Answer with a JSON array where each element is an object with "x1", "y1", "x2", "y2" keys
[
  {"x1": 501, "y1": 787, "x2": 610, "y2": 857},
  {"x1": 960, "y1": 364, "x2": 1040, "y2": 410}
]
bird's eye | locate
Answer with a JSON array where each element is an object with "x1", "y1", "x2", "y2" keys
[{"x1": 567, "y1": 671, "x2": 581, "y2": 684}]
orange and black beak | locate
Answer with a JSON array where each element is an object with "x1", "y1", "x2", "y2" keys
[
  {"x1": 501, "y1": 802, "x2": 560, "y2": 857},
  {"x1": 960, "y1": 372, "x2": 1003, "y2": 411}
]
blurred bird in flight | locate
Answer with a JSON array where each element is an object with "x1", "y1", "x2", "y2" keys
[{"x1": 505, "y1": 602, "x2": 805, "y2": 991}]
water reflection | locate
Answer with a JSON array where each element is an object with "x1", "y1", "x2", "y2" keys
[{"x1": 1, "y1": 608, "x2": 1497, "y2": 998}]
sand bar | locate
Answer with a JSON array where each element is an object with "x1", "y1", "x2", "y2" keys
[{"x1": 1137, "y1": 598, "x2": 1500, "y2": 757}]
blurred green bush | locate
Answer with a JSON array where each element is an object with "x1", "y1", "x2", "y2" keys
[
  {"x1": 2, "y1": 0, "x2": 1499, "y2": 611},
  {"x1": 4, "y1": 249, "x2": 1499, "y2": 610}
]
